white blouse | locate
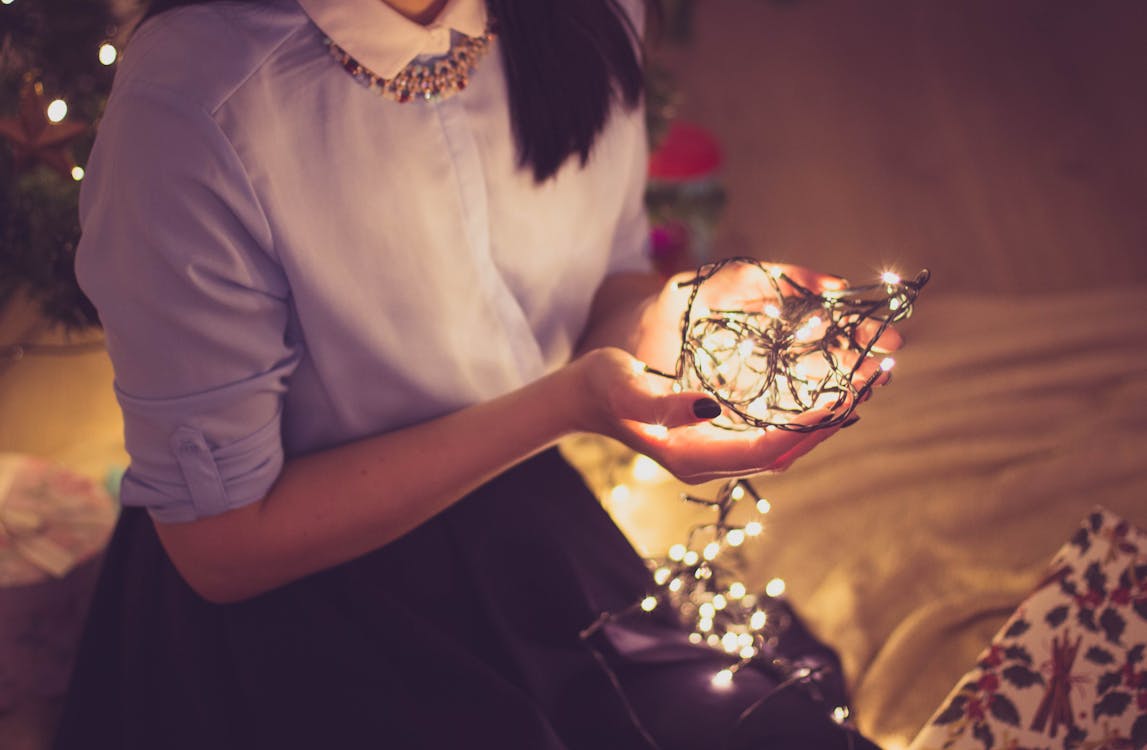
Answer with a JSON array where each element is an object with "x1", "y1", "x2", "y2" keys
[{"x1": 77, "y1": 0, "x2": 650, "y2": 523}]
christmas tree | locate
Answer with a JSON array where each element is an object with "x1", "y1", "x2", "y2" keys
[{"x1": 0, "y1": 0, "x2": 139, "y2": 327}]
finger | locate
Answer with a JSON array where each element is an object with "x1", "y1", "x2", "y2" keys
[
  {"x1": 663, "y1": 404, "x2": 842, "y2": 478},
  {"x1": 772, "y1": 264, "x2": 849, "y2": 295},
  {"x1": 855, "y1": 319, "x2": 903, "y2": 353},
  {"x1": 614, "y1": 375, "x2": 722, "y2": 431}
]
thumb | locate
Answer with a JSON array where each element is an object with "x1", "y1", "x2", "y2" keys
[{"x1": 620, "y1": 386, "x2": 722, "y2": 430}]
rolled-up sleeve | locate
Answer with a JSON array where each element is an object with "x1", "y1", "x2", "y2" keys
[{"x1": 77, "y1": 80, "x2": 297, "y2": 523}]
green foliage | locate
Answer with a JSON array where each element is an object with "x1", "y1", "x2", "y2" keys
[{"x1": 0, "y1": 0, "x2": 127, "y2": 327}]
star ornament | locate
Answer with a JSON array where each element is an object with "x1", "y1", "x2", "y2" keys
[{"x1": 0, "y1": 77, "x2": 88, "y2": 178}]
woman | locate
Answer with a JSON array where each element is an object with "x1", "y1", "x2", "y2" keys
[{"x1": 57, "y1": 0, "x2": 886, "y2": 746}]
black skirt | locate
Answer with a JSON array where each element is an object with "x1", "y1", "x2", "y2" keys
[{"x1": 55, "y1": 448, "x2": 877, "y2": 750}]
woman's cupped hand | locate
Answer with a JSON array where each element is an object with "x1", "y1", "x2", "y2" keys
[{"x1": 569, "y1": 263, "x2": 902, "y2": 484}]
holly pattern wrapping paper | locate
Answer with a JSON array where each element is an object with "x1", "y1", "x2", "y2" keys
[{"x1": 909, "y1": 507, "x2": 1147, "y2": 750}]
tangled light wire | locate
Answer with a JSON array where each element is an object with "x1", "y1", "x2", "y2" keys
[
  {"x1": 579, "y1": 258, "x2": 930, "y2": 748},
  {"x1": 649, "y1": 257, "x2": 930, "y2": 430}
]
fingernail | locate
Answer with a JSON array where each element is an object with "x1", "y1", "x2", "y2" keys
[
  {"x1": 841, "y1": 416, "x2": 860, "y2": 428},
  {"x1": 692, "y1": 398, "x2": 721, "y2": 419}
]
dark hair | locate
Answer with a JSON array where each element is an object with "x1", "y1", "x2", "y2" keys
[{"x1": 140, "y1": 0, "x2": 648, "y2": 182}]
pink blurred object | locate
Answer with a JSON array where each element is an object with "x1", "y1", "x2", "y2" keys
[
  {"x1": 0, "y1": 455, "x2": 117, "y2": 709},
  {"x1": 647, "y1": 121, "x2": 727, "y2": 275},
  {"x1": 648, "y1": 121, "x2": 723, "y2": 181}
]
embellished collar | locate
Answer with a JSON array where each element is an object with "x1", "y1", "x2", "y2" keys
[{"x1": 296, "y1": 0, "x2": 487, "y2": 79}]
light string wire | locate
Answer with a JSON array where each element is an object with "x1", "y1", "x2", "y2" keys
[
  {"x1": 646, "y1": 257, "x2": 930, "y2": 431},
  {"x1": 578, "y1": 259, "x2": 930, "y2": 747}
]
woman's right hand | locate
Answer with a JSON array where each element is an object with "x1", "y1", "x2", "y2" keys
[{"x1": 568, "y1": 347, "x2": 856, "y2": 484}]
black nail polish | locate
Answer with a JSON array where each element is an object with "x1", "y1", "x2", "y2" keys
[
  {"x1": 841, "y1": 416, "x2": 861, "y2": 428},
  {"x1": 693, "y1": 398, "x2": 721, "y2": 419}
]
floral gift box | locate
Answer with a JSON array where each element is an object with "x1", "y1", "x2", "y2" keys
[{"x1": 909, "y1": 507, "x2": 1147, "y2": 750}]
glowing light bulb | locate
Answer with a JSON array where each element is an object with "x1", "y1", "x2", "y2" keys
[
  {"x1": 688, "y1": 633, "x2": 703, "y2": 645},
  {"x1": 46, "y1": 99, "x2": 68, "y2": 123},
  {"x1": 1, "y1": 0, "x2": 14, "y2": 7},
  {"x1": 832, "y1": 706, "x2": 850, "y2": 724},
  {"x1": 640, "y1": 596, "x2": 658, "y2": 612},
  {"x1": 711, "y1": 669, "x2": 734, "y2": 689},
  {"x1": 740, "y1": 645, "x2": 757, "y2": 659},
  {"x1": 683, "y1": 550, "x2": 700, "y2": 566},
  {"x1": 764, "y1": 303, "x2": 780, "y2": 319},
  {"x1": 726, "y1": 529, "x2": 745, "y2": 547},
  {"x1": 98, "y1": 43, "x2": 118, "y2": 65},
  {"x1": 749, "y1": 610, "x2": 767, "y2": 630},
  {"x1": 70, "y1": 166, "x2": 85, "y2": 181},
  {"x1": 668, "y1": 578, "x2": 683, "y2": 593},
  {"x1": 668, "y1": 544, "x2": 686, "y2": 561},
  {"x1": 608, "y1": 484, "x2": 631, "y2": 504},
  {"x1": 744, "y1": 521, "x2": 763, "y2": 536},
  {"x1": 698, "y1": 617, "x2": 713, "y2": 632},
  {"x1": 730, "y1": 485, "x2": 745, "y2": 501},
  {"x1": 698, "y1": 602, "x2": 716, "y2": 619},
  {"x1": 889, "y1": 297, "x2": 902, "y2": 311},
  {"x1": 765, "y1": 578, "x2": 786, "y2": 597},
  {"x1": 632, "y1": 454, "x2": 662, "y2": 482},
  {"x1": 706, "y1": 634, "x2": 720, "y2": 647},
  {"x1": 737, "y1": 633, "x2": 753, "y2": 648},
  {"x1": 711, "y1": 594, "x2": 727, "y2": 610},
  {"x1": 702, "y1": 542, "x2": 721, "y2": 561},
  {"x1": 721, "y1": 633, "x2": 739, "y2": 652},
  {"x1": 880, "y1": 357, "x2": 896, "y2": 372},
  {"x1": 768, "y1": 265, "x2": 784, "y2": 279},
  {"x1": 881, "y1": 271, "x2": 901, "y2": 285},
  {"x1": 653, "y1": 567, "x2": 671, "y2": 585},
  {"x1": 728, "y1": 582, "x2": 747, "y2": 599},
  {"x1": 643, "y1": 424, "x2": 668, "y2": 440}
]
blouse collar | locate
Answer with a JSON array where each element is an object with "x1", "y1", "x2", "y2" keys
[{"x1": 297, "y1": 0, "x2": 487, "y2": 79}]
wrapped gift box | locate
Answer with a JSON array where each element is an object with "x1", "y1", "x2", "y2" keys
[{"x1": 909, "y1": 507, "x2": 1147, "y2": 750}]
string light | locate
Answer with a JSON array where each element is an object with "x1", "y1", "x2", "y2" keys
[
  {"x1": 70, "y1": 166, "x2": 84, "y2": 181},
  {"x1": 582, "y1": 478, "x2": 796, "y2": 703},
  {"x1": 631, "y1": 454, "x2": 664, "y2": 483},
  {"x1": 608, "y1": 484, "x2": 631, "y2": 504},
  {"x1": 46, "y1": 98, "x2": 68, "y2": 123},
  {"x1": 711, "y1": 669, "x2": 734, "y2": 689},
  {"x1": 576, "y1": 260, "x2": 928, "y2": 745},
  {"x1": 644, "y1": 258, "x2": 929, "y2": 432},
  {"x1": 98, "y1": 43, "x2": 118, "y2": 66}
]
